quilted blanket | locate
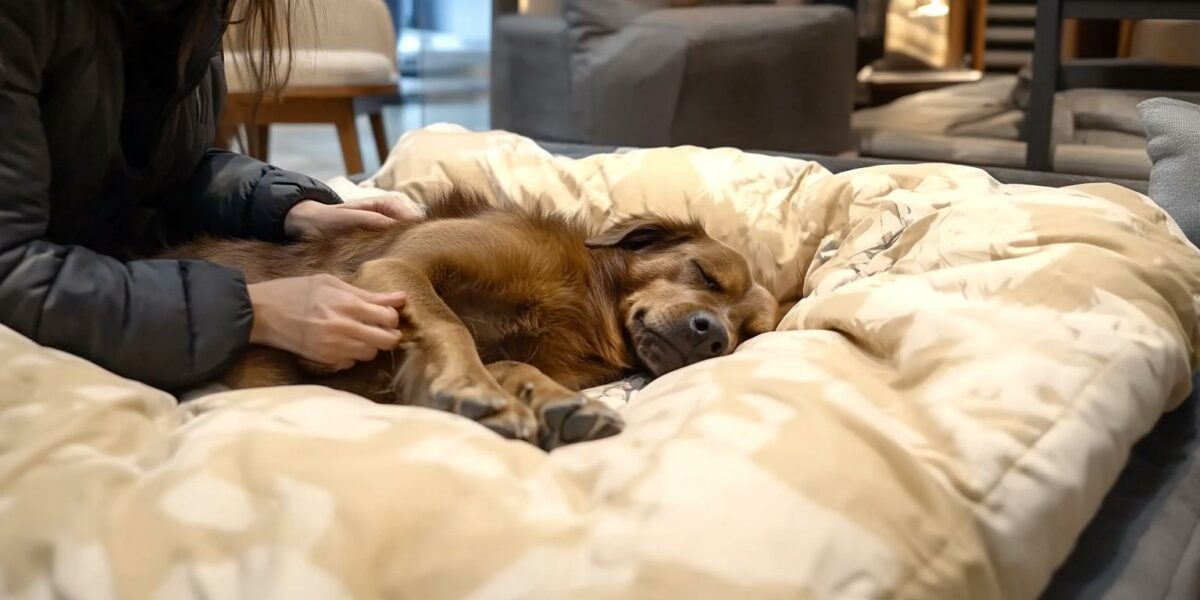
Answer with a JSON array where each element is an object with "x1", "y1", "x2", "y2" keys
[{"x1": 2, "y1": 125, "x2": 1199, "y2": 600}]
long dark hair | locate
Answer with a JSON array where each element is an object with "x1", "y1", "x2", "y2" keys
[{"x1": 219, "y1": 0, "x2": 313, "y2": 97}]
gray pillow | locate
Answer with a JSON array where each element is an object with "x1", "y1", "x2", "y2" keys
[{"x1": 1138, "y1": 97, "x2": 1200, "y2": 246}]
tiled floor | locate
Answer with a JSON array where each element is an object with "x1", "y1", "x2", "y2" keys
[{"x1": 261, "y1": 96, "x2": 489, "y2": 183}]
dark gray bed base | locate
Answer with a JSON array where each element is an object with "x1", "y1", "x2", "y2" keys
[
  {"x1": 534, "y1": 139, "x2": 1192, "y2": 599},
  {"x1": 1045, "y1": 384, "x2": 1200, "y2": 600}
]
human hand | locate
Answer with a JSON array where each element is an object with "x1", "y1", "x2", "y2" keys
[
  {"x1": 284, "y1": 192, "x2": 424, "y2": 239},
  {"x1": 247, "y1": 274, "x2": 407, "y2": 370}
]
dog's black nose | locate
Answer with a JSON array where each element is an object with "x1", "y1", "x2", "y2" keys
[{"x1": 688, "y1": 311, "x2": 728, "y2": 359}]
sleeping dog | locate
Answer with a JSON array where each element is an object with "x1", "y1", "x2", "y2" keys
[{"x1": 164, "y1": 189, "x2": 778, "y2": 449}]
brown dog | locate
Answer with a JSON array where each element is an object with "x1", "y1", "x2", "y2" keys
[{"x1": 165, "y1": 189, "x2": 777, "y2": 449}]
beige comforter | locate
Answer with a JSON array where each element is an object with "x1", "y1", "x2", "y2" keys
[{"x1": 2, "y1": 125, "x2": 1199, "y2": 599}]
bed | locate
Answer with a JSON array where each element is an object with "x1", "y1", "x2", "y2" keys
[
  {"x1": 529, "y1": 137, "x2": 1200, "y2": 599},
  {"x1": 1, "y1": 125, "x2": 1198, "y2": 599}
]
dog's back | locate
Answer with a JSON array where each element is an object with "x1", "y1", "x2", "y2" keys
[
  {"x1": 163, "y1": 190, "x2": 502, "y2": 282},
  {"x1": 165, "y1": 190, "x2": 633, "y2": 394}
]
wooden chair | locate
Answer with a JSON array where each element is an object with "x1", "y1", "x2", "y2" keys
[
  {"x1": 218, "y1": 85, "x2": 397, "y2": 175},
  {"x1": 217, "y1": 0, "x2": 400, "y2": 175}
]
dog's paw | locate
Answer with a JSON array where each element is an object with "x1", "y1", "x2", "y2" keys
[
  {"x1": 483, "y1": 361, "x2": 625, "y2": 450},
  {"x1": 538, "y1": 393, "x2": 624, "y2": 451},
  {"x1": 429, "y1": 378, "x2": 537, "y2": 443},
  {"x1": 478, "y1": 406, "x2": 538, "y2": 443}
]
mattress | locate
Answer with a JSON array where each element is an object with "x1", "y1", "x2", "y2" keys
[
  {"x1": 2, "y1": 125, "x2": 1199, "y2": 599},
  {"x1": 529, "y1": 138, "x2": 1200, "y2": 599}
]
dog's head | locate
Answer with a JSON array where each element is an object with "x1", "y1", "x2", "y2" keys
[{"x1": 587, "y1": 215, "x2": 778, "y2": 376}]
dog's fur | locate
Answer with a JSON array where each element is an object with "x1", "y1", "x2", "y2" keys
[{"x1": 164, "y1": 189, "x2": 777, "y2": 448}]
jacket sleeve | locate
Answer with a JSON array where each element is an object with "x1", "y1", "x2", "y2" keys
[
  {"x1": 176, "y1": 148, "x2": 343, "y2": 243},
  {"x1": 0, "y1": 10, "x2": 252, "y2": 392}
]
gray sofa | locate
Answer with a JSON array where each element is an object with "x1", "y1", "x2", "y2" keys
[{"x1": 491, "y1": 0, "x2": 856, "y2": 154}]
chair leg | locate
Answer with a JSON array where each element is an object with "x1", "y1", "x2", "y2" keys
[
  {"x1": 335, "y1": 102, "x2": 365, "y2": 175},
  {"x1": 234, "y1": 125, "x2": 249, "y2": 155},
  {"x1": 369, "y1": 111, "x2": 389, "y2": 164},
  {"x1": 245, "y1": 124, "x2": 271, "y2": 162},
  {"x1": 243, "y1": 126, "x2": 258, "y2": 158},
  {"x1": 971, "y1": 0, "x2": 989, "y2": 71},
  {"x1": 1117, "y1": 20, "x2": 1136, "y2": 58},
  {"x1": 255, "y1": 124, "x2": 271, "y2": 162},
  {"x1": 214, "y1": 110, "x2": 241, "y2": 150}
]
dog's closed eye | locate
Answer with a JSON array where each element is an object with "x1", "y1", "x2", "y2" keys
[{"x1": 692, "y1": 260, "x2": 723, "y2": 292}]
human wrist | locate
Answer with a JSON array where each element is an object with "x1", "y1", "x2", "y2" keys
[
  {"x1": 283, "y1": 200, "x2": 324, "y2": 239},
  {"x1": 246, "y1": 282, "x2": 274, "y2": 346}
]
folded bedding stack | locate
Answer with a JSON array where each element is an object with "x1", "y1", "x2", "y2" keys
[{"x1": 1, "y1": 125, "x2": 1199, "y2": 599}]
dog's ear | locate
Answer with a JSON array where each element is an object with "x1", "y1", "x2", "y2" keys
[
  {"x1": 774, "y1": 297, "x2": 799, "y2": 329},
  {"x1": 585, "y1": 215, "x2": 702, "y2": 251}
]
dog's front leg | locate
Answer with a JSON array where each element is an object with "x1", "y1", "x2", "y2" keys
[{"x1": 349, "y1": 259, "x2": 537, "y2": 442}]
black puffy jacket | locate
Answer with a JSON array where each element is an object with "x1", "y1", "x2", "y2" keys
[{"x1": 0, "y1": 0, "x2": 340, "y2": 391}]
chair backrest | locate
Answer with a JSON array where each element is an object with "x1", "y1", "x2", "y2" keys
[
  {"x1": 224, "y1": 0, "x2": 397, "y2": 59},
  {"x1": 1130, "y1": 20, "x2": 1200, "y2": 66},
  {"x1": 223, "y1": 0, "x2": 398, "y2": 93}
]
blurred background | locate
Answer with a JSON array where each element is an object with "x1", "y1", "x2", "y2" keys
[
  {"x1": 245, "y1": 0, "x2": 493, "y2": 180},
  {"x1": 391, "y1": 0, "x2": 490, "y2": 131},
  {"x1": 224, "y1": 0, "x2": 1200, "y2": 183}
]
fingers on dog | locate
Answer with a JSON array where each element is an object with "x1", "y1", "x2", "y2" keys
[
  {"x1": 342, "y1": 340, "x2": 380, "y2": 362},
  {"x1": 344, "y1": 321, "x2": 403, "y2": 351},
  {"x1": 348, "y1": 299, "x2": 401, "y2": 329}
]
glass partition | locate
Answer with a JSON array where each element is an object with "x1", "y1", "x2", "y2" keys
[{"x1": 392, "y1": 0, "x2": 491, "y2": 131}]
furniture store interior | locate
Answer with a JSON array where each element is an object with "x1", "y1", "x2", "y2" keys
[{"x1": 2, "y1": 1, "x2": 1199, "y2": 598}]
